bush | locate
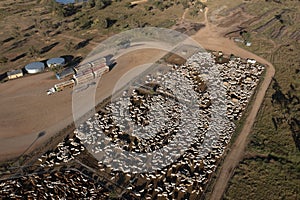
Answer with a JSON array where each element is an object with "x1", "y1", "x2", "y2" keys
[
  {"x1": 65, "y1": 41, "x2": 75, "y2": 52},
  {"x1": 0, "y1": 56, "x2": 8, "y2": 64},
  {"x1": 28, "y1": 46, "x2": 40, "y2": 58}
]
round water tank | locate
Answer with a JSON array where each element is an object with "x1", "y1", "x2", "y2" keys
[
  {"x1": 25, "y1": 62, "x2": 45, "y2": 74},
  {"x1": 47, "y1": 57, "x2": 65, "y2": 68}
]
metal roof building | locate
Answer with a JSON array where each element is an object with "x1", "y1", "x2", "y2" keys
[
  {"x1": 25, "y1": 62, "x2": 45, "y2": 74},
  {"x1": 56, "y1": 67, "x2": 75, "y2": 80},
  {"x1": 7, "y1": 69, "x2": 23, "y2": 80},
  {"x1": 47, "y1": 57, "x2": 65, "y2": 68}
]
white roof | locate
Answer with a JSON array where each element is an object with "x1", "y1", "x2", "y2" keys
[
  {"x1": 47, "y1": 57, "x2": 65, "y2": 67},
  {"x1": 25, "y1": 62, "x2": 45, "y2": 73}
]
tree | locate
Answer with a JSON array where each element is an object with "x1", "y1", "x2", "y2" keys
[
  {"x1": 48, "y1": 0, "x2": 66, "y2": 17},
  {"x1": 125, "y1": 2, "x2": 132, "y2": 9},
  {"x1": 144, "y1": 5, "x2": 153, "y2": 11},
  {"x1": 190, "y1": 8, "x2": 198, "y2": 17},
  {"x1": 11, "y1": 26, "x2": 21, "y2": 39},
  {"x1": 28, "y1": 46, "x2": 40, "y2": 58},
  {"x1": 241, "y1": 30, "x2": 251, "y2": 41},
  {"x1": 0, "y1": 56, "x2": 8, "y2": 64},
  {"x1": 95, "y1": 0, "x2": 111, "y2": 9},
  {"x1": 88, "y1": 0, "x2": 95, "y2": 8},
  {"x1": 79, "y1": 15, "x2": 92, "y2": 29},
  {"x1": 93, "y1": 17, "x2": 108, "y2": 29},
  {"x1": 65, "y1": 41, "x2": 75, "y2": 52},
  {"x1": 95, "y1": 0, "x2": 105, "y2": 9},
  {"x1": 181, "y1": 0, "x2": 189, "y2": 9}
]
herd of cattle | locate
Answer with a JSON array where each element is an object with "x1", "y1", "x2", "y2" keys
[{"x1": 0, "y1": 52, "x2": 264, "y2": 199}]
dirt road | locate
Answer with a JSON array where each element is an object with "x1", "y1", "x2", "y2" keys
[
  {"x1": 192, "y1": 8, "x2": 276, "y2": 200},
  {"x1": 207, "y1": 46, "x2": 275, "y2": 199}
]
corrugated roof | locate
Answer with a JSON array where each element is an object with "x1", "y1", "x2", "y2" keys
[{"x1": 7, "y1": 69, "x2": 23, "y2": 76}]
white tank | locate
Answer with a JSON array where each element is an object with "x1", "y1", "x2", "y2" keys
[
  {"x1": 47, "y1": 57, "x2": 65, "y2": 68},
  {"x1": 25, "y1": 62, "x2": 45, "y2": 74}
]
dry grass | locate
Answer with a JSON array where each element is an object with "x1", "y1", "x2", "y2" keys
[
  {"x1": 0, "y1": 0, "x2": 186, "y2": 74},
  {"x1": 221, "y1": 0, "x2": 300, "y2": 199}
]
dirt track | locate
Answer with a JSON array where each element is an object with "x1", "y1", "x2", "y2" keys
[{"x1": 192, "y1": 8, "x2": 276, "y2": 200}]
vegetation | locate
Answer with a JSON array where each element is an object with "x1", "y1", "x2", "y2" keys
[
  {"x1": 0, "y1": 56, "x2": 8, "y2": 64},
  {"x1": 64, "y1": 41, "x2": 75, "y2": 52},
  {"x1": 0, "y1": 0, "x2": 195, "y2": 74},
  {"x1": 28, "y1": 46, "x2": 41, "y2": 58},
  {"x1": 215, "y1": 0, "x2": 300, "y2": 199}
]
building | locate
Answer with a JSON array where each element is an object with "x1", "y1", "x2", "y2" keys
[
  {"x1": 7, "y1": 69, "x2": 23, "y2": 80},
  {"x1": 54, "y1": 79, "x2": 75, "y2": 91},
  {"x1": 25, "y1": 62, "x2": 45, "y2": 74},
  {"x1": 47, "y1": 57, "x2": 65, "y2": 68},
  {"x1": 56, "y1": 67, "x2": 75, "y2": 80}
]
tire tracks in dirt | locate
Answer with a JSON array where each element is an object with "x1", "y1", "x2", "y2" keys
[{"x1": 191, "y1": 7, "x2": 275, "y2": 200}]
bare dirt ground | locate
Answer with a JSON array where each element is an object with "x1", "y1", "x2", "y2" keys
[
  {"x1": 58, "y1": 34, "x2": 98, "y2": 47},
  {"x1": 0, "y1": 10, "x2": 275, "y2": 200},
  {"x1": 0, "y1": 49, "x2": 166, "y2": 161}
]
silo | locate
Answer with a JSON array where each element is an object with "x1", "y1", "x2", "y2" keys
[
  {"x1": 46, "y1": 57, "x2": 65, "y2": 68},
  {"x1": 25, "y1": 62, "x2": 45, "y2": 74}
]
